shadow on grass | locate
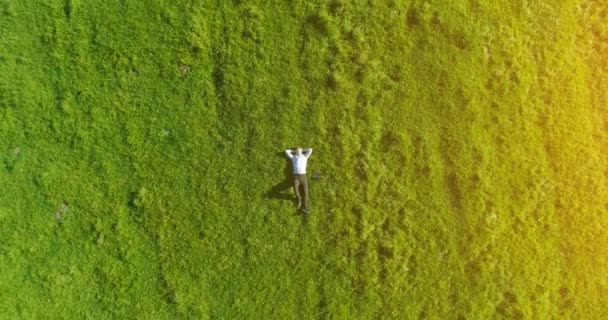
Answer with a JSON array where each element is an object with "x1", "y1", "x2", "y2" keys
[{"x1": 265, "y1": 151, "x2": 296, "y2": 203}]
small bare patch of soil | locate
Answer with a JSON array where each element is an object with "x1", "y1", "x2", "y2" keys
[
  {"x1": 55, "y1": 203, "x2": 69, "y2": 222},
  {"x1": 179, "y1": 64, "x2": 191, "y2": 75}
]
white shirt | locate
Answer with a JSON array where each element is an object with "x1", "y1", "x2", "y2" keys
[
  {"x1": 286, "y1": 149, "x2": 312, "y2": 174},
  {"x1": 291, "y1": 155, "x2": 308, "y2": 174}
]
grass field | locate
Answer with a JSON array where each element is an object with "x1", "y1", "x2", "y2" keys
[{"x1": 1, "y1": 0, "x2": 608, "y2": 318}]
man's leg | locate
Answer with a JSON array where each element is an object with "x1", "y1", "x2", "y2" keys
[
  {"x1": 293, "y1": 175, "x2": 302, "y2": 209},
  {"x1": 301, "y1": 175, "x2": 309, "y2": 211}
]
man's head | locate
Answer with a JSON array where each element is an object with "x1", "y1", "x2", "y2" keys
[{"x1": 295, "y1": 147, "x2": 303, "y2": 156}]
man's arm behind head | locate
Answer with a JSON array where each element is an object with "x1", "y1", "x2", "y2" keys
[{"x1": 285, "y1": 149, "x2": 294, "y2": 158}]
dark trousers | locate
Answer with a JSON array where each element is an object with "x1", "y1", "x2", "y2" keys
[{"x1": 293, "y1": 174, "x2": 309, "y2": 209}]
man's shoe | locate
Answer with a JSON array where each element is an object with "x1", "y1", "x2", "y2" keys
[
  {"x1": 296, "y1": 201, "x2": 302, "y2": 210},
  {"x1": 302, "y1": 207, "x2": 310, "y2": 213}
]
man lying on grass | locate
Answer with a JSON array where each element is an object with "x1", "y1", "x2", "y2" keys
[{"x1": 285, "y1": 147, "x2": 312, "y2": 213}]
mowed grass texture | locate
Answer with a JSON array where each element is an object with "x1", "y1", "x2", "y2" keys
[{"x1": 1, "y1": 0, "x2": 607, "y2": 318}]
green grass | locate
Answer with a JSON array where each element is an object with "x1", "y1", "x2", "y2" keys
[{"x1": 1, "y1": 0, "x2": 607, "y2": 318}]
